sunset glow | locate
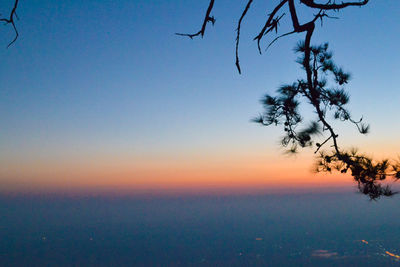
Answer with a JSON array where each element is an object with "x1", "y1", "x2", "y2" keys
[{"x1": 1, "y1": 1, "x2": 399, "y2": 196}]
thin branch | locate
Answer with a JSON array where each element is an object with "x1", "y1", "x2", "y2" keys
[
  {"x1": 235, "y1": 0, "x2": 253, "y2": 74},
  {"x1": 265, "y1": 30, "x2": 295, "y2": 51},
  {"x1": 254, "y1": 0, "x2": 288, "y2": 53},
  {"x1": 300, "y1": 0, "x2": 369, "y2": 10},
  {"x1": 175, "y1": 0, "x2": 215, "y2": 39},
  {"x1": 314, "y1": 135, "x2": 332, "y2": 153},
  {"x1": 0, "y1": 0, "x2": 19, "y2": 47}
]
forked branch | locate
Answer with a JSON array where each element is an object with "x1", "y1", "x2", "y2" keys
[
  {"x1": 1, "y1": 0, "x2": 19, "y2": 47},
  {"x1": 175, "y1": 0, "x2": 215, "y2": 39},
  {"x1": 177, "y1": 0, "x2": 368, "y2": 73}
]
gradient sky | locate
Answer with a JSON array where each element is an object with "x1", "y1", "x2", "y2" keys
[{"x1": 0, "y1": 0, "x2": 399, "y2": 194}]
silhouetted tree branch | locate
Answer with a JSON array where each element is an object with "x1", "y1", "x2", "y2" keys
[
  {"x1": 175, "y1": 0, "x2": 216, "y2": 39},
  {"x1": 177, "y1": 0, "x2": 369, "y2": 73},
  {"x1": 254, "y1": 42, "x2": 399, "y2": 200},
  {"x1": 178, "y1": 0, "x2": 400, "y2": 199},
  {"x1": 235, "y1": 0, "x2": 254, "y2": 74},
  {"x1": 300, "y1": 0, "x2": 369, "y2": 10},
  {"x1": 1, "y1": 0, "x2": 19, "y2": 47}
]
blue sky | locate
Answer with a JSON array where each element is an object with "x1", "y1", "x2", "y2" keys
[{"x1": 0, "y1": 0, "x2": 399, "y2": 192}]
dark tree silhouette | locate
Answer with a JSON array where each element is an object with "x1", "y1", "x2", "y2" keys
[
  {"x1": 1, "y1": 0, "x2": 19, "y2": 47},
  {"x1": 178, "y1": 0, "x2": 400, "y2": 199},
  {"x1": 254, "y1": 42, "x2": 400, "y2": 200}
]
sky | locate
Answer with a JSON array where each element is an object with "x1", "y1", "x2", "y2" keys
[{"x1": 0, "y1": 0, "x2": 399, "y2": 195}]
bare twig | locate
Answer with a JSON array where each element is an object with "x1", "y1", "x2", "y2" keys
[
  {"x1": 0, "y1": 0, "x2": 19, "y2": 47},
  {"x1": 265, "y1": 30, "x2": 295, "y2": 51},
  {"x1": 175, "y1": 0, "x2": 215, "y2": 39},
  {"x1": 300, "y1": 0, "x2": 369, "y2": 10},
  {"x1": 314, "y1": 135, "x2": 332, "y2": 153},
  {"x1": 235, "y1": 0, "x2": 253, "y2": 74},
  {"x1": 254, "y1": 1, "x2": 287, "y2": 53}
]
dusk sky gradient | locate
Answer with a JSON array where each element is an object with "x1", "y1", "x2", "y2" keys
[{"x1": 1, "y1": 0, "x2": 399, "y2": 194}]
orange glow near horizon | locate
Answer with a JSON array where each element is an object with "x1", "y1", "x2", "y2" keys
[{"x1": 0, "y1": 151, "x2": 357, "y2": 195}]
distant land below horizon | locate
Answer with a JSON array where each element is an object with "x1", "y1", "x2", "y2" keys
[{"x1": 1, "y1": 191, "x2": 400, "y2": 266}]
